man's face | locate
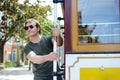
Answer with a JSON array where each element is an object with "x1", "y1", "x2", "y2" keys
[{"x1": 25, "y1": 22, "x2": 40, "y2": 37}]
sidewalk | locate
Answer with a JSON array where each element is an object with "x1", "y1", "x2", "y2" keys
[{"x1": 0, "y1": 65, "x2": 33, "y2": 80}]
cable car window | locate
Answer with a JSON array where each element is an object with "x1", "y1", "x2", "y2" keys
[{"x1": 78, "y1": 0, "x2": 120, "y2": 44}]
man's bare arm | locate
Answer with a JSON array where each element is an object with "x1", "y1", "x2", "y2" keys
[{"x1": 27, "y1": 51, "x2": 58, "y2": 64}]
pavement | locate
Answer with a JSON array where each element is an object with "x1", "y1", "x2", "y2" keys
[{"x1": 0, "y1": 65, "x2": 33, "y2": 80}]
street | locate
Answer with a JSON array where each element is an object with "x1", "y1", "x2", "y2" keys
[{"x1": 0, "y1": 65, "x2": 33, "y2": 80}]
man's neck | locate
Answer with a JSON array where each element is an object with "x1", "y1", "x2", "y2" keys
[{"x1": 30, "y1": 35, "x2": 42, "y2": 43}]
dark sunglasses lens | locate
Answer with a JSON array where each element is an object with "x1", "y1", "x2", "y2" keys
[
  {"x1": 29, "y1": 25, "x2": 34, "y2": 29},
  {"x1": 24, "y1": 25, "x2": 34, "y2": 30},
  {"x1": 24, "y1": 27, "x2": 28, "y2": 30}
]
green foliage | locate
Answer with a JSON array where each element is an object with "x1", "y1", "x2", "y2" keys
[
  {"x1": 4, "y1": 61, "x2": 17, "y2": 68},
  {"x1": 0, "y1": 0, "x2": 53, "y2": 43}
]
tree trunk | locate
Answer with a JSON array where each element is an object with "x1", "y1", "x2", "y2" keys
[{"x1": 0, "y1": 45, "x2": 4, "y2": 63}]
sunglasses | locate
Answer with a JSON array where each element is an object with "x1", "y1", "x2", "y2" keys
[{"x1": 24, "y1": 25, "x2": 35, "y2": 30}]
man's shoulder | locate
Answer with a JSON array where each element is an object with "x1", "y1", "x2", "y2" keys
[
  {"x1": 43, "y1": 35, "x2": 53, "y2": 38},
  {"x1": 24, "y1": 42, "x2": 32, "y2": 49},
  {"x1": 42, "y1": 35, "x2": 53, "y2": 40}
]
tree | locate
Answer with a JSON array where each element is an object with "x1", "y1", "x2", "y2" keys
[{"x1": 0, "y1": 0, "x2": 53, "y2": 63}]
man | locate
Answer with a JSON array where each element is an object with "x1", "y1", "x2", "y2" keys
[{"x1": 24, "y1": 18, "x2": 63, "y2": 80}]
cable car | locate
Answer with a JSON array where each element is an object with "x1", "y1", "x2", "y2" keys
[{"x1": 53, "y1": 0, "x2": 120, "y2": 80}]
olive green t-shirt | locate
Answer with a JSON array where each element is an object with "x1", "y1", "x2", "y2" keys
[{"x1": 24, "y1": 35, "x2": 54, "y2": 76}]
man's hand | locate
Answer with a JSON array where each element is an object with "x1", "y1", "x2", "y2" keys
[
  {"x1": 47, "y1": 52, "x2": 58, "y2": 61},
  {"x1": 52, "y1": 28, "x2": 63, "y2": 46},
  {"x1": 52, "y1": 28, "x2": 60, "y2": 37}
]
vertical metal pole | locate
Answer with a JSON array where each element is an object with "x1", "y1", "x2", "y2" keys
[
  {"x1": 57, "y1": 18, "x2": 61, "y2": 67},
  {"x1": 53, "y1": 3, "x2": 57, "y2": 80}
]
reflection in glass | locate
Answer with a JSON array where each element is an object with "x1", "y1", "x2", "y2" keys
[{"x1": 78, "y1": 0, "x2": 120, "y2": 44}]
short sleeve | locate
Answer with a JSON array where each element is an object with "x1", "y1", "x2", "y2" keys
[{"x1": 24, "y1": 44, "x2": 32, "y2": 56}]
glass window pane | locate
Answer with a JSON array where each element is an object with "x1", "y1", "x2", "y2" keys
[{"x1": 78, "y1": 0, "x2": 120, "y2": 44}]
